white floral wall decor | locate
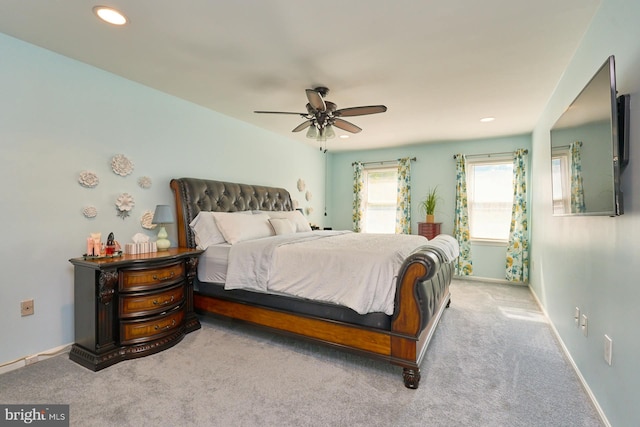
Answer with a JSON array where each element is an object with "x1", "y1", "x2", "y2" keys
[
  {"x1": 111, "y1": 154, "x2": 134, "y2": 176},
  {"x1": 115, "y1": 193, "x2": 135, "y2": 219},
  {"x1": 137, "y1": 176, "x2": 152, "y2": 189},
  {"x1": 141, "y1": 210, "x2": 157, "y2": 229},
  {"x1": 297, "y1": 179, "x2": 305, "y2": 192},
  {"x1": 83, "y1": 206, "x2": 98, "y2": 218},
  {"x1": 306, "y1": 207, "x2": 314, "y2": 215},
  {"x1": 78, "y1": 171, "x2": 99, "y2": 188},
  {"x1": 305, "y1": 190, "x2": 312, "y2": 201}
]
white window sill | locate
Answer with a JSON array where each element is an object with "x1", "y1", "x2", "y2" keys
[{"x1": 470, "y1": 238, "x2": 508, "y2": 247}]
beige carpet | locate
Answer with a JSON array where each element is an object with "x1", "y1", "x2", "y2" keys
[{"x1": 0, "y1": 279, "x2": 603, "y2": 426}]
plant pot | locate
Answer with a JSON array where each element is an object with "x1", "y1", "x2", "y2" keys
[{"x1": 426, "y1": 214, "x2": 435, "y2": 223}]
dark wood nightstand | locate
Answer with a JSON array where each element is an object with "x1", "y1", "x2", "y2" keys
[
  {"x1": 418, "y1": 222, "x2": 442, "y2": 240},
  {"x1": 69, "y1": 248, "x2": 203, "y2": 371}
]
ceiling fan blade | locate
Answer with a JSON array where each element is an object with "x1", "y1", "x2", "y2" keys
[
  {"x1": 254, "y1": 110, "x2": 306, "y2": 115},
  {"x1": 333, "y1": 118, "x2": 362, "y2": 133},
  {"x1": 292, "y1": 120, "x2": 312, "y2": 132},
  {"x1": 306, "y1": 89, "x2": 326, "y2": 112},
  {"x1": 334, "y1": 105, "x2": 387, "y2": 117}
]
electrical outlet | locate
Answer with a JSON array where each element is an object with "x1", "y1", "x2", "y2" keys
[
  {"x1": 574, "y1": 307, "x2": 580, "y2": 326},
  {"x1": 581, "y1": 314, "x2": 588, "y2": 337},
  {"x1": 21, "y1": 299, "x2": 34, "y2": 316},
  {"x1": 25, "y1": 355, "x2": 39, "y2": 365},
  {"x1": 604, "y1": 335, "x2": 613, "y2": 366}
]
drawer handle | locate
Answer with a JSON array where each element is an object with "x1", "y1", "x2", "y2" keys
[
  {"x1": 154, "y1": 319, "x2": 176, "y2": 331},
  {"x1": 152, "y1": 271, "x2": 175, "y2": 281},
  {"x1": 152, "y1": 296, "x2": 175, "y2": 306}
]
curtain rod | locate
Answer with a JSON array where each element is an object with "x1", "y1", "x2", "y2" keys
[
  {"x1": 352, "y1": 157, "x2": 416, "y2": 166},
  {"x1": 453, "y1": 150, "x2": 528, "y2": 159}
]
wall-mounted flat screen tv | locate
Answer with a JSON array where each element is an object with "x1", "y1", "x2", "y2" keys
[{"x1": 550, "y1": 55, "x2": 629, "y2": 216}]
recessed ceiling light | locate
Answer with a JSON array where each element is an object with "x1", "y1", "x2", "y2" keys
[
  {"x1": 339, "y1": 135, "x2": 349, "y2": 139},
  {"x1": 480, "y1": 117, "x2": 495, "y2": 123},
  {"x1": 93, "y1": 6, "x2": 128, "y2": 26}
]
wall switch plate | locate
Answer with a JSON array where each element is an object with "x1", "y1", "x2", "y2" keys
[
  {"x1": 21, "y1": 299, "x2": 34, "y2": 316},
  {"x1": 581, "y1": 314, "x2": 588, "y2": 337},
  {"x1": 604, "y1": 335, "x2": 613, "y2": 366},
  {"x1": 574, "y1": 307, "x2": 580, "y2": 326}
]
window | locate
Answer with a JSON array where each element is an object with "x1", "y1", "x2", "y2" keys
[
  {"x1": 551, "y1": 150, "x2": 571, "y2": 214},
  {"x1": 466, "y1": 158, "x2": 513, "y2": 241},
  {"x1": 362, "y1": 167, "x2": 397, "y2": 233}
]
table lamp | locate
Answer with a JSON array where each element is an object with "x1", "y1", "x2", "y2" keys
[{"x1": 151, "y1": 205, "x2": 174, "y2": 251}]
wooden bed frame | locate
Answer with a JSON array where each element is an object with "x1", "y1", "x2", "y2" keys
[{"x1": 170, "y1": 177, "x2": 453, "y2": 388}]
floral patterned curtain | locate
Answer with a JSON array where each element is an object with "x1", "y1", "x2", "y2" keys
[
  {"x1": 570, "y1": 141, "x2": 586, "y2": 213},
  {"x1": 395, "y1": 158, "x2": 412, "y2": 234},
  {"x1": 506, "y1": 149, "x2": 529, "y2": 282},
  {"x1": 454, "y1": 154, "x2": 473, "y2": 276},
  {"x1": 352, "y1": 161, "x2": 365, "y2": 232}
]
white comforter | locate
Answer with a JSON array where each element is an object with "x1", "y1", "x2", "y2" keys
[{"x1": 224, "y1": 231, "x2": 429, "y2": 315}]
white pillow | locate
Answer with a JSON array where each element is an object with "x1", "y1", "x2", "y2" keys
[
  {"x1": 269, "y1": 218, "x2": 296, "y2": 236},
  {"x1": 189, "y1": 212, "x2": 224, "y2": 249},
  {"x1": 265, "y1": 210, "x2": 312, "y2": 232},
  {"x1": 212, "y1": 212, "x2": 274, "y2": 244},
  {"x1": 189, "y1": 211, "x2": 252, "y2": 249}
]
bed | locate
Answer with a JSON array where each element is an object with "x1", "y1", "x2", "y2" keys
[{"x1": 170, "y1": 177, "x2": 456, "y2": 388}]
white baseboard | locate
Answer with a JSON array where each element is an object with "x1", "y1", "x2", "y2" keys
[
  {"x1": 528, "y1": 287, "x2": 611, "y2": 427},
  {"x1": 0, "y1": 343, "x2": 73, "y2": 375},
  {"x1": 453, "y1": 275, "x2": 527, "y2": 286}
]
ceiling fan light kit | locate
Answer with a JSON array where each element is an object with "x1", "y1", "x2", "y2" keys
[
  {"x1": 255, "y1": 87, "x2": 387, "y2": 146},
  {"x1": 308, "y1": 124, "x2": 335, "y2": 143}
]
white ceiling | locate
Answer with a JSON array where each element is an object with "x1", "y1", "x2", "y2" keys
[{"x1": 0, "y1": 0, "x2": 601, "y2": 151}]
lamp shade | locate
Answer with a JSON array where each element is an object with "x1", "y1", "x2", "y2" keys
[
  {"x1": 151, "y1": 205, "x2": 174, "y2": 224},
  {"x1": 306, "y1": 125, "x2": 318, "y2": 139},
  {"x1": 324, "y1": 125, "x2": 335, "y2": 139}
]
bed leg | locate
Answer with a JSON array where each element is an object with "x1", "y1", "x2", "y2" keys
[
  {"x1": 402, "y1": 368, "x2": 421, "y2": 389},
  {"x1": 446, "y1": 298, "x2": 451, "y2": 308}
]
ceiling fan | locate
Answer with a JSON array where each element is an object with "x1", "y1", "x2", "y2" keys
[{"x1": 254, "y1": 87, "x2": 387, "y2": 141}]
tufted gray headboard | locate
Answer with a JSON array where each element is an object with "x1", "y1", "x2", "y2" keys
[{"x1": 170, "y1": 178, "x2": 294, "y2": 248}]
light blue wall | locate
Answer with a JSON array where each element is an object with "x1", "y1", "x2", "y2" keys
[
  {"x1": 530, "y1": 0, "x2": 640, "y2": 425},
  {"x1": 327, "y1": 134, "x2": 531, "y2": 280},
  {"x1": 0, "y1": 34, "x2": 326, "y2": 365}
]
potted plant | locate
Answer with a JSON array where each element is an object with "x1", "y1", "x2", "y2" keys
[{"x1": 419, "y1": 186, "x2": 440, "y2": 223}]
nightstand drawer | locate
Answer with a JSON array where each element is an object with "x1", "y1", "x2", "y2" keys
[
  {"x1": 119, "y1": 284, "x2": 184, "y2": 318},
  {"x1": 120, "y1": 262, "x2": 184, "y2": 291},
  {"x1": 120, "y1": 309, "x2": 184, "y2": 345}
]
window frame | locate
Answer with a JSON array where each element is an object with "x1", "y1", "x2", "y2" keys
[
  {"x1": 551, "y1": 148, "x2": 571, "y2": 215},
  {"x1": 361, "y1": 165, "x2": 398, "y2": 234},
  {"x1": 466, "y1": 156, "x2": 514, "y2": 244}
]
